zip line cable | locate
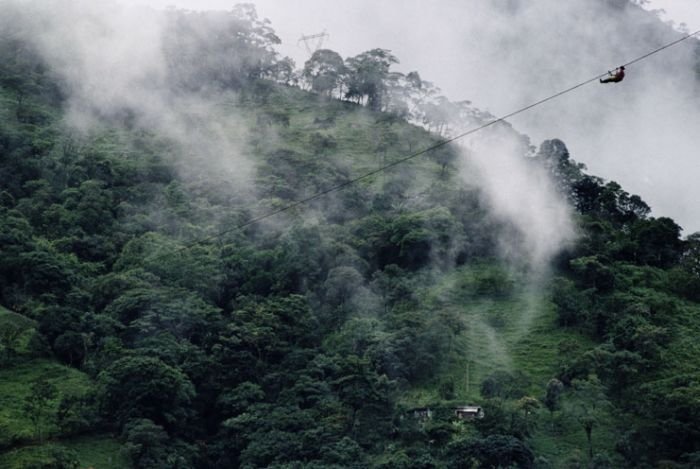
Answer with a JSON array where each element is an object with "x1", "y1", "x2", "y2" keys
[
  {"x1": 622, "y1": 29, "x2": 700, "y2": 68},
  {"x1": 154, "y1": 29, "x2": 700, "y2": 260}
]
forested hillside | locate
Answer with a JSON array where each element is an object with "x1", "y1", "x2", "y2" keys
[{"x1": 1, "y1": 1, "x2": 700, "y2": 468}]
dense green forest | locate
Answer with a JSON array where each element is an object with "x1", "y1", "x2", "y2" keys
[{"x1": 2, "y1": 1, "x2": 700, "y2": 468}]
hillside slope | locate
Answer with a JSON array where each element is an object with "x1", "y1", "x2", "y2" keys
[{"x1": 1, "y1": 2, "x2": 700, "y2": 468}]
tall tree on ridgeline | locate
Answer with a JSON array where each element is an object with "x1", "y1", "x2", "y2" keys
[
  {"x1": 303, "y1": 48, "x2": 346, "y2": 97},
  {"x1": 345, "y1": 48, "x2": 398, "y2": 111}
]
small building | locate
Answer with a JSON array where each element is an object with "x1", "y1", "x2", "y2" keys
[
  {"x1": 409, "y1": 407, "x2": 433, "y2": 420},
  {"x1": 454, "y1": 405, "x2": 484, "y2": 420}
]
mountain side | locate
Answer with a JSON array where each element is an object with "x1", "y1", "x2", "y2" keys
[{"x1": 1, "y1": 1, "x2": 699, "y2": 468}]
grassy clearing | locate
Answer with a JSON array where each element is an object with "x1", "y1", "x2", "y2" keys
[
  {"x1": 0, "y1": 306, "x2": 37, "y2": 358},
  {"x1": 0, "y1": 359, "x2": 93, "y2": 447},
  {"x1": 0, "y1": 435, "x2": 128, "y2": 469},
  {"x1": 0, "y1": 444, "x2": 70, "y2": 469},
  {"x1": 403, "y1": 264, "x2": 621, "y2": 465},
  {"x1": 0, "y1": 310, "x2": 123, "y2": 467},
  {"x1": 64, "y1": 435, "x2": 129, "y2": 469},
  {"x1": 252, "y1": 87, "x2": 445, "y2": 188}
]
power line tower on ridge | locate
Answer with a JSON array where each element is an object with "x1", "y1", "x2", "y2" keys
[{"x1": 298, "y1": 30, "x2": 329, "y2": 56}]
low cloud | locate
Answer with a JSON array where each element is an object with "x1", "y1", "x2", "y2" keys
[
  {"x1": 3, "y1": 0, "x2": 254, "y2": 189},
  {"x1": 457, "y1": 127, "x2": 576, "y2": 271}
]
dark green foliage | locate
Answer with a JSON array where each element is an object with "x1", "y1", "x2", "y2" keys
[
  {"x1": 56, "y1": 391, "x2": 99, "y2": 436},
  {"x1": 570, "y1": 256, "x2": 615, "y2": 292},
  {"x1": 480, "y1": 370, "x2": 530, "y2": 400},
  {"x1": 567, "y1": 377, "x2": 610, "y2": 459},
  {"x1": 1, "y1": 5, "x2": 699, "y2": 467},
  {"x1": 439, "y1": 379, "x2": 456, "y2": 400},
  {"x1": 210, "y1": 367, "x2": 376, "y2": 468},
  {"x1": 23, "y1": 377, "x2": 58, "y2": 443},
  {"x1": 121, "y1": 418, "x2": 196, "y2": 469},
  {"x1": 472, "y1": 265, "x2": 515, "y2": 297},
  {"x1": 352, "y1": 208, "x2": 463, "y2": 271},
  {"x1": 216, "y1": 382, "x2": 264, "y2": 417},
  {"x1": 626, "y1": 375, "x2": 700, "y2": 462},
  {"x1": 608, "y1": 315, "x2": 668, "y2": 363},
  {"x1": 52, "y1": 331, "x2": 86, "y2": 367},
  {"x1": 0, "y1": 310, "x2": 35, "y2": 363},
  {"x1": 345, "y1": 49, "x2": 399, "y2": 111},
  {"x1": 543, "y1": 378, "x2": 564, "y2": 416},
  {"x1": 37, "y1": 307, "x2": 82, "y2": 345},
  {"x1": 470, "y1": 435, "x2": 535, "y2": 468},
  {"x1": 446, "y1": 434, "x2": 534, "y2": 469},
  {"x1": 552, "y1": 277, "x2": 593, "y2": 328},
  {"x1": 629, "y1": 217, "x2": 684, "y2": 268},
  {"x1": 473, "y1": 399, "x2": 532, "y2": 440},
  {"x1": 98, "y1": 356, "x2": 195, "y2": 430},
  {"x1": 370, "y1": 264, "x2": 415, "y2": 312},
  {"x1": 24, "y1": 445, "x2": 80, "y2": 469},
  {"x1": 122, "y1": 419, "x2": 170, "y2": 468},
  {"x1": 221, "y1": 295, "x2": 318, "y2": 366}
]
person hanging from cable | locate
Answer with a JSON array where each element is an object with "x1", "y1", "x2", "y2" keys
[{"x1": 600, "y1": 66, "x2": 625, "y2": 83}]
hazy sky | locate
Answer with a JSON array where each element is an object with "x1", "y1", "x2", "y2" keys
[
  {"x1": 93, "y1": 1, "x2": 700, "y2": 233},
  {"x1": 649, "y1": 0, "x2": 700, "y2": 31},
  {"x1": 115, "y1": 0, "x2": 700, "y2": 70}
]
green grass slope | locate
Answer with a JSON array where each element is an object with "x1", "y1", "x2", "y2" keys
[{"x1": 401, "y1": 264, "x2": 621, "y2": 466}]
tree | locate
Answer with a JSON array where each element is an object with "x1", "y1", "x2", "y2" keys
[
  {"x1": 113, "y1": 233, "x2": 222, "y2": 303},
  {"x1": 122, "y1": 418, "x2": 195, "y2": 469},
  {"x1": 634, "y1": 377, "x2": 700, "y2": 461},
  {"x1": 609, "y1": 315, "x2": 668, "y2": 364},
  {"x1": 551, "y1": 277, "x2": 592, "y2": 328},
  {"x1": 480, "y1": 370, "x2": 530, "y2": 399},
  {"x1": 331, "y1": 355, "x2": 394, "y2": 443},
  {"x1": 61, "y1": 179, "x2": 115, "y2": 235},
  {"x1": 543, "y1": 378, "x2": 564, "y2": 421},
  {"x1": 670, "y1": 232, "x2": 700, "y2": 301},
  {"x1": 568, "y1": 376, "x2": 610, "y2": 460},
  {"x1": 569, "y1": 256, "x2": 614, "y2": 293},
  {"x1": 23, "y1": 377, "x2": 58, "y2": 444},
  {"x1": 439, "y1": 379, "x2": 456, "y2": 400},
  {"x1": 24, "y1": 445, "x2": 80, "y2": 469},
  {"x1": 323, "y1": 266, "x2": 364, "y2": 311},
  {"x1": 0, "y1": 322, "x2": 25, "y2": 362},
  {"x1": 98, "y1": 356, "x2": 195, "y2": 430},
  {"x1": 630, "y1": 217, "x2": 684, "y2": 268},
  {"x1": 446, "y1": 435, "x2": 534, "y2": 469},
  {"x1": 38, "y1": 306, "x2": 82, "y2": 346},
  {"x1": 53, "y1": 331, "x2": 86, "y2": 367},
  {"x1": 418, "y1": 95, "x2": 456, "y2": 136},
  {"x1": 17, "y1": 245, "x2": 82, "y2": 299},
  {"x1": 345, "y1": 49, "x2": 399, "y2": 111},
  {"x1": 573, "y1": 176, "x2": 604, "y2": 214},
  {"x1": 473, "y1": 435, "x2": 535, "y2": 468},
  {"x1": 309, "y1": 132, "x2": 338, "y2": 157},
  {"x1": 124, "y1": 289, "x2": 222, "y2": 346},
  {"x1": 303, "y1": 49, "x2": 346, "y2": 96},
  {"x1": 370, "y1": 264, "x2": 415, "y2": 314},
  {"x1": 270, "y1": 56, "x2": 297, "y2": 86},
  {"x1": 536, "y1": 139, "x2": 581, "y2": 196},
  {"x1": 163, "y1": 4, "x2": 282, "y2": 90},
  {"x1": 57, "y1": 391, "x2": 99, "y2": 436},
  {"x1": 0, "y1": 311, "x2": 34, "y2": 362},
  {"x1": 217, "y1": 382, "x2": 265, "y2": 418},
  {"x1": 681, "y1": 232, "x2": 700, "y2": 276},
  {"x1": 517, "y1": 396, "x2": 541, "y2": 433},
  {"x1": 474, "y1": 399, "x2": 532, "y2": 440}
]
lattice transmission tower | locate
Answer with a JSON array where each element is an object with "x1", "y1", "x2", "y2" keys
[{"x1": 297, "y1": 30, "x2": 329, "y2": 56}]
